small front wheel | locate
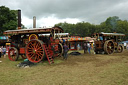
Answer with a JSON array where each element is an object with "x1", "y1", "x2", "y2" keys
[
  {"x1": 8, "y1": 47, "x2": 19, "y2": 61},
  {"x1": 117, "y1": 45, "x2": 123, "y2": 53}
]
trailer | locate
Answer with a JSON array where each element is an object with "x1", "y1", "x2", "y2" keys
[
  {"x1": 3, "y1": 27, "x2": 66, "y2": 64},
  {"x1": 92, "y1": 32, "x2": 125, "y2": 54},
  {"x1": 67, "y1": 36, "x2": 95, "y2": 50}
]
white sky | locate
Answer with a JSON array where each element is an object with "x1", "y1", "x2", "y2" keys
[{"x1": 0, "y1": 0, "x2": 128, "y2": 28}]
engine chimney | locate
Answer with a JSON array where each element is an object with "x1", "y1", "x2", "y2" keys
[
  {"x1": 18, "y1": 9, "x2": 21, "y2": 29},
  {"x1": 33, "y1": 16, "x2": 36, "y2": 28}
]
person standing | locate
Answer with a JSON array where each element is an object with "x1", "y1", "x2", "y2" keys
[
  {"x1": 62, "y1": 38, "x2": 65, "y2": 45},
  {"x1": 3, "y1": 46, "x2": 6, "y2": 58},
  {"x1": 87, "y1": 42, "x2": 91, "y2": 54},
  {"x1": 91, "y1": 42, "x2": 95, "y2": 54},
  {"x1": 126, "y1": 43, "x2": 128, "y2": 50},
  {"x1": 83, "y1": 42, "x2": 87, "y2": 53},
  {"x1": 0, "y1": 46, "x2": 2, "y2": 58},
  {"x1": 1, "y1": 46, "x2": 4, "y2": 56},
  {"x1": 124, "y1": 42, "x2": 126, "y2": 49},
  {"x1": 63, "y1": 43, "x2": 69, "y2": 60},
  {"x1": 77, "y1": 44, "x2": 80, "y2": 50}
]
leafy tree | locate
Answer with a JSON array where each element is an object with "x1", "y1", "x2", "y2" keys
[
  {"x1": 55, "y1": 16, "x2": 128, "y2": 40},
  {"x1": 75, "y1": 22, "x2": 93, "y2": 37},
  {"x1": 104, "y1": 16, "x2": 120, "y2": 32},
  {"x1": 0, "y1": 6, "x2": 17, "y2": 35},
  {"x1": 116, "y1": 20, "x2": 128, "y2": 40},
  {"x1": 55, "y1": 22, "x2": 76, "y2": 35}
]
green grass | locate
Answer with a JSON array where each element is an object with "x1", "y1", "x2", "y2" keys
[{"x1": 0, "y1": 50, "x2": 128, "y2": 85}]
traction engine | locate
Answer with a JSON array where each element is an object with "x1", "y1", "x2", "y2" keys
[
  {"x1": 4, "y1": 27, "x2": 64, "y2": 64},
  {"x1": 92, "y1": 32, "x2": 125, "y2": 54}
]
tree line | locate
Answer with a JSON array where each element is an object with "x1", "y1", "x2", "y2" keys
[
  {"x1": 0, "y1": 6, "x2": 128, "y2": 40},
  {"x1": 55, "y1": 16, "x2": 128, "y2": 40}
]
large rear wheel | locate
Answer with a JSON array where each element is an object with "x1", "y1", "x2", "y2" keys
[
  {"x1": 57, "y1": 43, "x2": 63, "y2": 57},
  {"x1": 104, "y1": 40, "x2": 115, "y2": 54},
  {"x1": 26, "y1": 39, "x2": 44, "y2": 63}
]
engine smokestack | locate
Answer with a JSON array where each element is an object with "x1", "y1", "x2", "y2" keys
[
  {"x1": 18, "y1": 9, "x2": 21, "y2": 29},
  {"x1": 33, "y1": 16, "x2": 36, "y2": 28}
]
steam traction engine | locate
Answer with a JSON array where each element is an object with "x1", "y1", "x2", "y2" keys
[
  {"x1": 3, "y1": 27, "x2": 64, "y2": 64},
  {"x1": 92, "y1": 32, "x2": 125, "y2": 54}
]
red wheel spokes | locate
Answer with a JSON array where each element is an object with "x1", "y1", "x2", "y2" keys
[
  {"x1": 29, "y1": 54, "x2": 35, "y2": 59},
  {"x1": 8, "y1": 47, "x2": 18, "y2": 61},
  {"x1": 36, "y1": 47, "x2": 42, "y2": 51},
  {"x1": 11, "y1": 49, "x2": 15, "y2": 59},
  {"x1": 26, "y1": 40, "x2": 44, "y2": 63},
  {"x1": 9, "y1": 49, "x2": 16, "y2": 60},
  {"x1": 35, "y1": 42, "x2": 39, "y2": 49},
  {"x1": 35, "y1": 54, "x2": 39, "y2": 60}
]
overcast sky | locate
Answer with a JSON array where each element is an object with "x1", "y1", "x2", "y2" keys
[{"x1": 0, "y1": 0, "x2": 128, "y2": 28}]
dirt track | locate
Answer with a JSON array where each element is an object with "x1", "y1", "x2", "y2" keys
[
  {"x1": 58, "y1": 50, "x2": 128, "y2": 66},
  {"x1": 0, "y1": 50, "x2": 128, "y2": 85},
  {"x1": 47, "y1": 49, "x2": 128, "y2": 85}
]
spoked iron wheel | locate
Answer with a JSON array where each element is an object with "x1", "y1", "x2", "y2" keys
[
  {"x1": 57, "y1": 43, "x2": 63, "y2": 57},
  {"x1": 26, "y1": 39, "x2": 44, "y2": 63},
  {"x1": 8, "y1": 47, "x2": 19, "y2": 61},
  {"x1": 21, "y1": 54, "x2": 27, "y2": 59},
  {"x1": 117, "y1": 45, "x2": 123, "y2": 53},
  {"x1": 104, "y1": 40, "x2": 115, "y2": 54}
]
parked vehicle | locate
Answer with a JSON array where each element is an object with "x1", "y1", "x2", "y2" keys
[
  {"x1": 92, "y1": 32, "x2": 125, "y2": 54},
  {"x1": 4, "y1": 27, "x2": 65, "y2": 64}
]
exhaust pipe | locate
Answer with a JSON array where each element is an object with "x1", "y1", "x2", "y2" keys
[
  {"x1": 33, "y1": 16, "x2": 36, "y2": 28},
  {"x1": 18, "y1": 9, "x2": 21, "y2": 29}
]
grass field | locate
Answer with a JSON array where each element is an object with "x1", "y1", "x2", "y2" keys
[{"x1": 0, "y1": 50, "x2": 128, "y2": 85}]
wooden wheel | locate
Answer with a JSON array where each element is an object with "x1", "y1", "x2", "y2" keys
[
  {"x1": 117, "y1": 45, "x2": 123, "y2": 53},
  {"x1": 29, "y1": 34, "x2": 38, "y2": 41},
  {"x1": 57, "y1": 43, "x2": 63, "y2": 57},
  {"x1": 104, "y1": 40, "x2": 115, "y2": 54},
  {"x1": 94, "y1": 50, "x2": 98, "y2": 54},
  {"x1": 21, "y1": 54, "x2": 27, "y2": 59},
  {"x1": 8, "y1": 47, "x2": 19, "y2": 61},
  {"x1": 26, "y1": 39, "x2": 44, "y2": 63}
]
